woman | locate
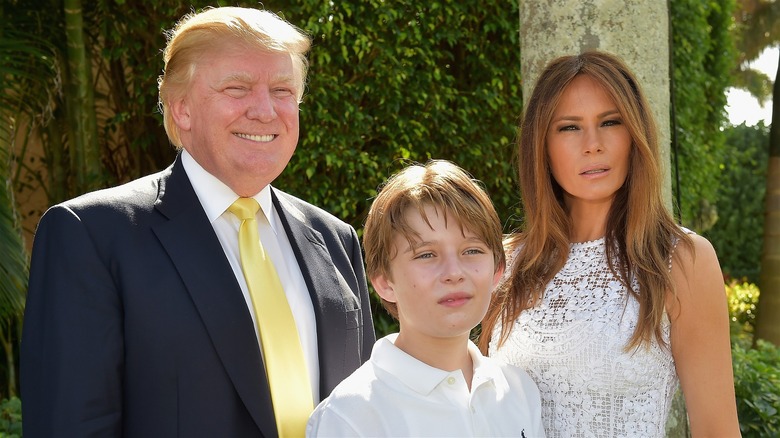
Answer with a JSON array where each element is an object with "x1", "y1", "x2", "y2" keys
[{"x1": 480, "y1": 51, "x2": 740, "y2": 437}]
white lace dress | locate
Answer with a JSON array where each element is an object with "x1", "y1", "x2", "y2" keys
[{"x1": 489, "y1": 238, "x2": 678, "y2": 437}]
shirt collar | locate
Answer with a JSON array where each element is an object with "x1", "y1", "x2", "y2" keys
[
  {"x1": 372, "y1": 334, "x2": 507, "y2": 395},
  {"x1": 468, "y1": 339, "x2": 509, "y2": 392},
  {"x1": 180, "y1": 150, "x2": 279, "y2": 235}
]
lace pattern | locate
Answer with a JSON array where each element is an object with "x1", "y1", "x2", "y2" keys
[{"x1": 489, "y1": 238, "x2": 679, "y2": 437}]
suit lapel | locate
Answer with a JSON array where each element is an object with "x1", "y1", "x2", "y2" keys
[
  {"x1": 271, "y1": 190, "x2": 352, "y2": 397},
  {"x1": 271, "y1": 189, "x2": 340, "y2": 318},
  {"x1": 152, "y1": 158, "x2": 277, "y2": 436}
]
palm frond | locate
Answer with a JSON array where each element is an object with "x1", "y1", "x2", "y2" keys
[{"x1": 0, "y1": 24, "x2": 61, "y2": 320}]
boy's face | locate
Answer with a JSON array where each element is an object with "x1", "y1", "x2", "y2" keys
[{"x1": 372, "y1": 205, "x2": 503, "y2": 344}]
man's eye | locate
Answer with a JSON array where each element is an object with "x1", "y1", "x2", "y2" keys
[{"x1": 224, "y1": 87, "x2": 249, "y2": 96}]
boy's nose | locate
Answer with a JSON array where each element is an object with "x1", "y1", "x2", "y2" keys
[{"x1": 441, "y1": 258, "x2": 465, "y2": 283}]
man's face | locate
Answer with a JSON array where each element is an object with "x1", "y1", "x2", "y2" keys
[{"x1": 173, "y1": 43, "x2": 300, "y2": 196}]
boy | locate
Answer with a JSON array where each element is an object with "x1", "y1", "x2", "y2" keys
[{"x1": 306, "y1": 160, "x2": 544, "y2": 437}]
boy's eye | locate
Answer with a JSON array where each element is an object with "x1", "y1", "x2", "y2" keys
[
  {"x1": 464, "y1": 248, "x2": 486, "y2": 256},
  {"x1": 413, "y1": 252, "x2": 434, "y2": 260}
]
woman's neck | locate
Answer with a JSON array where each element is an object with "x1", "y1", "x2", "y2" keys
[{"x1": 566, "y1": 199, "x2": 611, "y2": 243}]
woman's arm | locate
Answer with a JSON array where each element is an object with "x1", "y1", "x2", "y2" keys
[{"x1": 668, "y1": 234, "x2": 741, "y2": 437}]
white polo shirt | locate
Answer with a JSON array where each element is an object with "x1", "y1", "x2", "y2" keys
[{"x1": 306, "y1": 334, "x2": 545, "y2": 437}]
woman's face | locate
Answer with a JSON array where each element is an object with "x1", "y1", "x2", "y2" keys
[{"x1": 546, "y1": 74, "x2": 632, "y2": 210}]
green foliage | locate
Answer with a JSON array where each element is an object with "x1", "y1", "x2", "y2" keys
[
  {"x1": 726, "y1": 280, "x2": 760, "y2": 344},
  {"x1": 270, "y1": 0, "x2": 522, "y2": 231},
  {"x1": 0, "y1": 397, "x2": 21, "y2": 437},
  {"x1": 0, "y1": 114, "x2": 28, "y2": 329},
  {"x1": 264, "y1": 0, "x2": 523, "y2": 335},
  {"x1": 372, "y1": 308, "x2": 400, "y2": 339},
  {"x1": 732, "y1": 340, "x2": 780, "y2": 437},
  {"x1": 706, "y1": 122, "x2": 770, "y2": 283},
  {"x1": 0, "y1": 0, "x2": 757, "y2": 366},
  {"x1": 0, "y1": 146, "x2": 27, "y2": 333},
  {"x1": 727, "y1": 281, "x2": 780, "y2": 436},
  {"x1": 670, "y1": 0, "x2": 736, "y2": 231},
  {"x1": 84, "y1": 0, "x2": 197, "y2": 181}
]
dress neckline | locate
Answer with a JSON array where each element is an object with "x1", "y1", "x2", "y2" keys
[{"x1": 569, "y1": 236, "x2": 605, "y2": 248}]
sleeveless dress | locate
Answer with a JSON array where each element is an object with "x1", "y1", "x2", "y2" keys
[{"x1": 489, "y1": 237, "x2": 679, "y2": 437}]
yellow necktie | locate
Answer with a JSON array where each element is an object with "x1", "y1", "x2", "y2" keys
[{"x1": 229, "y1": 198, "x2": 313, "y2": 437}]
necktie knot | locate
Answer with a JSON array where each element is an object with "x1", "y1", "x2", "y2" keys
[{"x1": 229, "y1": 197, "x2": 260, "y2": 221}]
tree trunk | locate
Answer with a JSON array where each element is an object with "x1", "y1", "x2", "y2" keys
[
  {"x1": 63, "y1": 0, "x2": 102, "y2": 194},
  {"x1": 756, "y1": 54, "x2": 780, "y2": 346},
  {"x1": 518, "y1": 1, "x2": 687, "y2": 436}
]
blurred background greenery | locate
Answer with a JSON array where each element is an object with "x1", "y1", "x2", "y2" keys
[{"x1": 1, "y1": 0, "x2": 778, "y2": 435}]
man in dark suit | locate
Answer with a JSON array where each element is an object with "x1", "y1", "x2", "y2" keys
[{"x1": 20, "y1": 7, "x2": 374, "y2": 437}]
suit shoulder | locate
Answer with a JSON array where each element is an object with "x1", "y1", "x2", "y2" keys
[{"x1": 45, "y1": 167, "x2": 171, "y2": 224}]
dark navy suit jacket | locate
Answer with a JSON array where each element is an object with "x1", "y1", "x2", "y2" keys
[{"x1": 21, "y1": 156, "x2": 374, "y2": 437}]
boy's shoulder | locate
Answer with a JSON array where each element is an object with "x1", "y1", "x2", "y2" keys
[
  {"x1": 316, "y1": 335, "x2": 392, "y2": 406},
  {"x1": 307, "y1": 337, "x2": 395, "y2": 436}
]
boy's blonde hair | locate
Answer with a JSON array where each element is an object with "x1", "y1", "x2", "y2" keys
[{"x1": 363, "y1": 160, "x2": 505, "y2": 319}]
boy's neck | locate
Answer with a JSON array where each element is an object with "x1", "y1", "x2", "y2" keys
[{"x1": 394, "y1": 332, "x2": 475, "y2": 390}]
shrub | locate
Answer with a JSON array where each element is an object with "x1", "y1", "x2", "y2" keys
[
  {"x1": 726, "y1": 280, "x2": 760, "y2": 346},
  {"x1": 726, "y1": 281, "x2": 780, "y2": 435},
  {"x1": 0, "y1": 397, "x2": 22, "y2": 437},
  {"x1": 732, "y1": 340, "x2": 780, "y2": 437},
  {"x1": 706, "y1": 122, "x2": 769, "y2": 284}
]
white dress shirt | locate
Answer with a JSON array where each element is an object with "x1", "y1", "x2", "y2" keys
[
  {"x1": 306, "y1": 334, "x2": 545, "y2": 437},
  {"x1": 181, "y1": 150, "x2": 320, "y2": 401}
]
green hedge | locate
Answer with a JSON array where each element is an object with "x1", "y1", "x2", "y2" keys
[
  {"x1": 706, "y1": 123, "x2": 770, "y2": 284},
  {"x1": 0, "y1": 397, "x2": 21, "y2": 437},
  {"x1": 669, "y1": 0, "x2": 736, "y2": 230},
  {"x1": 732, "y1": 341, "x2": 780, "y2": 437},
  {"x1": 727, "y1": 281, "x2": 780, "y2": 436},
  {"x1": 265, "y1": 0, "x2": 524, "y2": 333}
]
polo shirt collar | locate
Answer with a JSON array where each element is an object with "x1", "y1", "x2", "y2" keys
[{"x1": 372, "y1": 334, "x2": 509, "y2": 395}]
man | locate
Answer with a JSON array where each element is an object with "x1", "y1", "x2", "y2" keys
[{"x1": 21, "y1": 7, "x2": 374, "y2": 437}]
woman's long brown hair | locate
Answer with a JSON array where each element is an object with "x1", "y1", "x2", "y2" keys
[{"x1": 479, "y1": 51, "x2": 692, "y2": 354}]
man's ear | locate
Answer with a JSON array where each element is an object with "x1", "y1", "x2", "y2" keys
[
  {"x1": 370, "y1": 274, "x2": 397, "y2": 303},
  {"x1": 170, "y1": 97, "x2": 192, "y2": 132}
]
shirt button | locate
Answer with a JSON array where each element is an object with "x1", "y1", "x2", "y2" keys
[{"x1": 447, "y1": 377, "x2": 456, "y2": 385}]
